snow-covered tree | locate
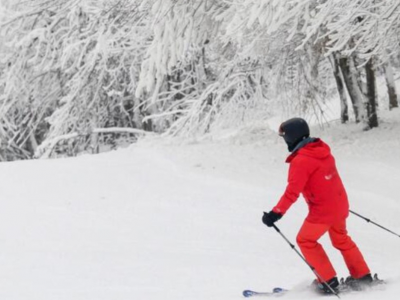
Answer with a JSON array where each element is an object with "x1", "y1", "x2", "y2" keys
[{"x1": 0, "y1": 0, "x2": 152, "y2": 159}]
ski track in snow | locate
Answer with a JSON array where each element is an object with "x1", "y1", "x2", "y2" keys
[{"x1": 0, "y1": 111, "x2": 400, "y2": 300}]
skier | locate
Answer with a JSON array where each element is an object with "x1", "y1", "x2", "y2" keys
[{"x1": 262, "y1": 117, "x2": 373, "y2": 294}]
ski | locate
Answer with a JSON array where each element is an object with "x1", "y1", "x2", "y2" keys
[
  {"x1": 243, "y1": 287, "x2": 287, "y2": 297},
  {"x1": 243, "y1": 274, "x2": 384, "y2": 298}
]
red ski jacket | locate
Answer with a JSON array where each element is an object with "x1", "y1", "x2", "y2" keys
[{"x1": 272, "y1": 139, "x2": 349, "y2": 224}]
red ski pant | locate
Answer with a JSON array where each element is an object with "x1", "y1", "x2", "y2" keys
[{"x1": 296, "y1": 219, "x2": 370, "y2": 282}]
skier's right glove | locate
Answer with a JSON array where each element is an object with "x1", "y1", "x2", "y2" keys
[{"x1": 262, "y1": 211, "x2": 282, "y2": 227}]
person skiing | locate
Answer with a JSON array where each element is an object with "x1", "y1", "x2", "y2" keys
[{"x1": 262, "y1": 117, "x2": 373, "y2": 294}]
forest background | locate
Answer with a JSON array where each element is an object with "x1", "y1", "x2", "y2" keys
[{"x1": 0, "y1": 0, "x2": 399, "y2": 161}]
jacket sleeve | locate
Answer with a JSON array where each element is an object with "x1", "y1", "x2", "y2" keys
[{"x1": 273, "y1": 157, "x2": 312, "y2": 215}]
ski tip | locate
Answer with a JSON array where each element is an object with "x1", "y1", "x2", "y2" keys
[
  {"x1": 272, "y1": 287, "x2": 286, "y2": 293},
  {"x1": 242, "y1": 288, "x2": 287, "y2": 297},
  {"x1": 242, "y1": 290, "x2": 255, "y2": 297}
]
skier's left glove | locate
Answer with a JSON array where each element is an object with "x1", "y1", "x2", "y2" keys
[{"x1": 262, "y1": 211, "x2": 282, "y2": 227}]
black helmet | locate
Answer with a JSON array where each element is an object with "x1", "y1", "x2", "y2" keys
[{"x1": 279, "y1": 118, "x2": 310, "y2": 152}]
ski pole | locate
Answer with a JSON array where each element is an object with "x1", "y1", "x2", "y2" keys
[
  {"x1": 271, "y1": 224, "x2": 340, "y2": 298},
  {"x1": 350, "y1": 210, "x2": 400, "y2": 238}
]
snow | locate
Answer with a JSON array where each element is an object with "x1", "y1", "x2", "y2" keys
[{"x1": 1, "y1": 110, "x2": 400, "y2": 300}]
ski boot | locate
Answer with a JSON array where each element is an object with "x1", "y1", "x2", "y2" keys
[
  {"x1": 342, "y1": 273, "x2": 373, "y2": 291},
  {"x1": 312, "y1": 277, "x2": 339, "y2": 295}
]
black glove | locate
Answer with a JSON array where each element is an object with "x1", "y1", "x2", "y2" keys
[{"x1": 262, "y1": 211, "x2": 282, "y2": 227}]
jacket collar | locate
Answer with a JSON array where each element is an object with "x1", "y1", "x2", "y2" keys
[{"x1": 285, "y1": 137, "x2": 319, "y2": 163}]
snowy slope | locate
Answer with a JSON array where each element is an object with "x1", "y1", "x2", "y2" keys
[{"x1": 1, "y1": 111, "x2": 400, "y2": 300}]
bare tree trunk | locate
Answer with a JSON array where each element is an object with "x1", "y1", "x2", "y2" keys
[
  {"x1": 383, "y1": 62, "x2": 399, "y2": 110},
  {"x1": 28, "y1": 133, "x2": 38, "y2": 154},
  {"x1": 339, "y1": 56, "x2": 366, "y2": 123},
  {"x1": 352, "y1": 55, "x2": 367, "y2": 97},
  {"x1": 330, "y1": 53, "x2": 349, "y2": 123},
  {"x1": 365, "y1": 59, "x2": 378, "y2": 128}
]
